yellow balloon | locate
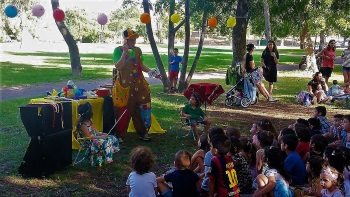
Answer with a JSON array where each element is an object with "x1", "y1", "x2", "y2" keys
[
  {"x1": 171, "y1": 13, "x2": 180, "y2": 23},
  {"x1": 226, "y1": 17, "x2": 236, "y2": 28}
]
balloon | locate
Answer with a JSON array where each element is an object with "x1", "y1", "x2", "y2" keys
[
  {"x1": 97, "y1": 13, "x2": 108, "y2": 25},
  {"x1": 171, "y1": 13, "x2": 180, "y2": 23},
  {"x1": 226, "y1": 17, "x2": 236, "y2": 28},
  {"x1": 53, "y1": 8, "x2": 65, "y2": 22},
  {"x1": 208, "y1": 17, "x2": 217, "y2": 28},
  {"x1": 140, "y1": 13, "x2": 151, "y2": 24},
  {"x1": 4, "y1": 5, "x2": 18, "y2": 18},
  {"x1": 32, "y1": 4, "x2": 45, "y2": 17}
]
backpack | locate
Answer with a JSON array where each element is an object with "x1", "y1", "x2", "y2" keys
[{"x1": 296, "y1": 90, "x2": 311, "y2": 106}]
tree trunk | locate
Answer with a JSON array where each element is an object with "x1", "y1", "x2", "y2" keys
[
  {"x1": 300, "y1": 21, "x2": 308, "y2": 49},
  {"x1": 319, "y1": 30, "x2": 325, "y2": 51},
  {"x1": 142, "y1": 0, "x2": 170, "y2": 92},
  {"x1": 232, "y1": 0, "x2": 249, "y2": 67},
  {"x1": 263, "y1": 1, "x2": 271, "y2": 41},
  {"x1": 168, "y1": 0, "x2": 175, "y2": 73},
  {"x1": 183, "y1": 9, "x2": 208, "y2": 92},
  {"x1": 51, "y1": 0, "x2": 82, "y2": 76},
  {"x1": 178, "y1": 0, "x2": 190, "y2": 92}
]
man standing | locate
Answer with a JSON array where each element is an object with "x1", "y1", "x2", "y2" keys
[{"x1": 113, "y1": 28, "x2": 152, "y2": 143}]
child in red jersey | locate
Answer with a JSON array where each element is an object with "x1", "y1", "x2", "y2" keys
[{"x1": 208, "y1": 134, "x2": 240, "y2": 197}]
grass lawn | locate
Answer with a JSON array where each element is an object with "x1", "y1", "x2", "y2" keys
[
  {"x1": 0, "y1": 48, "x2": 347, "y2": 195},
  {"x1": 2, "y1": 47, "x2": 308, "y2": 86}
]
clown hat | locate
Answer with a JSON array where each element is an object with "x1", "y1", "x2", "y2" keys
[{"x1": 122, "y1": 28, "x2": 139, "y2": 39}]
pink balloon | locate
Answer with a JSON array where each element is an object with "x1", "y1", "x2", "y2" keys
[
  {"x1": 32, "y1": 4, "x2": 45, "y2": 17},
  {"x1": 53, "y1": 8, "x2": 65, "y2": 22},
  {"x1": 97, "y1": 13, "x2": 108, "y2": 25}
]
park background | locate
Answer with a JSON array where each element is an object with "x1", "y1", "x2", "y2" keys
[{"x1": 1, "y1": 0, "x2": 350, "y2": 196}]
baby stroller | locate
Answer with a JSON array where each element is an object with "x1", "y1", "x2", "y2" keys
[{"x1": 225, "y1": 64, "x2": 259, "y2": 108}]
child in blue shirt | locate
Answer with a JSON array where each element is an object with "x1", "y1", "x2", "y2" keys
[
  {"x1": 281, "y1": 134, "x2": 307, "y2": 186},
  {"x1": 169, "y1": 48, "x2": 183, "y2": 92}
]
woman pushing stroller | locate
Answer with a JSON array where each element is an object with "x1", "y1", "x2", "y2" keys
[{"x1": 244, "y1": 43, "x2": 277, "y2": 102}]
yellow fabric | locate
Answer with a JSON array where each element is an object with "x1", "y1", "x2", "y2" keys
[
  {"x1": 29, "y1": 97, "x2": 104, "y2": 150},
  {"x1": 128, "y1": 114, "x2": 166, "y2": 133}
]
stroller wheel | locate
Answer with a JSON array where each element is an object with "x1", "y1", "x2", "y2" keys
[
  {"x1": 225, "y1": 98, "x2": 234, "y2": 106},
  {"x1": 241, "y1": 97, "x2": 251, "y2": 108}
]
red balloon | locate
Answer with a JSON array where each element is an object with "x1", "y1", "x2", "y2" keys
[{"x1": 53, "y1": 8, "x2": 65, "y2": 22}]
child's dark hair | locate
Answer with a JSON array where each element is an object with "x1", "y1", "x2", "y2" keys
[
  {"x1": 308, "y1": 155, "x2": 324, "y2": 177},
  {"x1": 208, "y1": 126, "x2": 225, "y2": 140},
  {"x1": 257, "y1": 119, "x2": 277, "y2": 139},
  {"x1": 130, "y1": 146, "x2": 155, "y2": 175},
  {"x1": 296, "y1": 127, "x2": 311, "y2": 142},
  {"x1": 343, "y1": 114, "x2": 350, "y2": 122},
  {"x1": 333, "y1": 80, "x2": 338, "y2": 85},
  {"x1": 324, "y1": 147, "x2": 343, "y2": 173},
  {"x1": 191, "y1": 93, "x2": 202, "y2": 107},
  {"x1": 315, "y1": 106, "x2": 327, "y2": 116},
  {"x1": 174, "y1": 150, "x2": 192, "y2": 169},
  {"x1": 264, "y1": 146, "x2": 290, "y2": 181},
  {"x1": 257, "y1": 130, "x2": 274, "y2": 147},
  {"x1": 229, "y1": 136, "x2": 241, "y2": 155},
  {"x1": 174, "y1": 48, "x2": 179, "y2": 52},
  {"x1": 282, "y1": 134, "x2": 299, "y2": 151},
  {"x1": 211, "y1": 134, "x2": 231, "y2": 155},
  {"x1": 296, "y1": 118, "x2": 310, "y2": 127},
  {"x1": 199, "y1": 134, "x2": 210, "y2": 152},
  {"x1": 280, "y1": 128, "x2": 296, "y2": 136},
  {"x1": 226, "y1": 127, "x2": 241, "y2": 139},
  {"x1": 76, "y1": 102, "x2": 93, "y2": 131},
  {"x1": 240, "y1": 137, "x2": 256, "y2": 166},
  {"x1": 334, "y1": 114, "x2": 344, "y2": 119},
  {"x1": 310, "y1": 134, "x2": 328, "y2": 153},
  {"x1": 340, "y1": 146, "x2": 350, "y2": 171},
  {"x1": 308, "y1": 118, "x2": 321, "y2": 130}
]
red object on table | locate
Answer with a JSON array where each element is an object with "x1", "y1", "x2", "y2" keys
[
  {"x1": 184, "y1": 83, "x2": 225, "y2": 105},
  {"x1": 96, "y1": 88, "x2": 110, "y2": 97}
]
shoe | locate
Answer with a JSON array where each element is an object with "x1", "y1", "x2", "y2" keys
[{"x1": 267, "y1": 97, "x2": 277, "y2": 102}]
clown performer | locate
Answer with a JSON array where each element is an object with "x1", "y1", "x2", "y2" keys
[{"x1": 113, "y1": 28, "x2": 159, "y2": 143}]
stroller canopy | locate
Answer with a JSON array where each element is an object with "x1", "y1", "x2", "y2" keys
[{"x1": 184, "y1": 83, "x2": 225, "y2": 105}]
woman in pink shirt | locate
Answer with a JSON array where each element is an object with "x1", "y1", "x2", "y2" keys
[{"x1": 317, "y1": 40, "x2": 336, "y2": 83}]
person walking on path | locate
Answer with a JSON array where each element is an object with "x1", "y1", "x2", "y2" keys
[
  {"x1": 261, "y1": 40, "x2": 279, "y2": 99},
  {"x1": 341, "y1": 40, "x2": 350, "y2": 90},
  {"x1": 317, "y1": 40, "x2": 336, "y2": 84},
  {"x1": 113, "y1": 28, "x2": 153, "y2": 143}
]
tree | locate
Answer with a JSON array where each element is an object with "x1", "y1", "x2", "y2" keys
[
  {"x1": 0, "y1": 0, "x2": 37, "y2": 41},
  {"x1": 108, "y1": 6, "x2": 140, "y2": 43},
  {"x1": 51, "y1": 0, "x2": 82, "y2": 76},
  {"x1": 263, "y1": 0, "x2": 271, "y2": 41}
]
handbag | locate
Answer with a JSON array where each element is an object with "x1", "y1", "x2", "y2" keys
[{"x1": 112, "y1": 79, "x2": 130, "y2": 108}]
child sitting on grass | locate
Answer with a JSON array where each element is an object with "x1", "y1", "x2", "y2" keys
[
  {"x1": 208, "y1": 134, "x2": 240, "y2": 197},
  {"x1": 181, "y1": 93, "x2": 211, "y2": 140},
  {"x1": 126, "y1": 146, "x2": 157, "y2": 197},
  {"x1": 252, "y1": 146, "x2": 293, "y2": 197},
  {"x1": 157, "y1": 150, "x2": 200, "y2": 197},
  {"x1": 281, "y1": 134, "x2": 307, "y2": 186}
]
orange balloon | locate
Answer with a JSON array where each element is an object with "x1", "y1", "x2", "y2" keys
[
  {"x1": 208, "y1": 17, "x2": 217, "y2": 28},
  {"x1": 140, "y1": 13, "x2": 151, "y2": 24}
]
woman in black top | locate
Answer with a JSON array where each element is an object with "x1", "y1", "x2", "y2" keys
[
  {"x1": 261, "y1": 40, "x2": 279, "y2": 99},
  {"x1": 245, "y1": 43, "x2": 276, "y2": 102}
]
